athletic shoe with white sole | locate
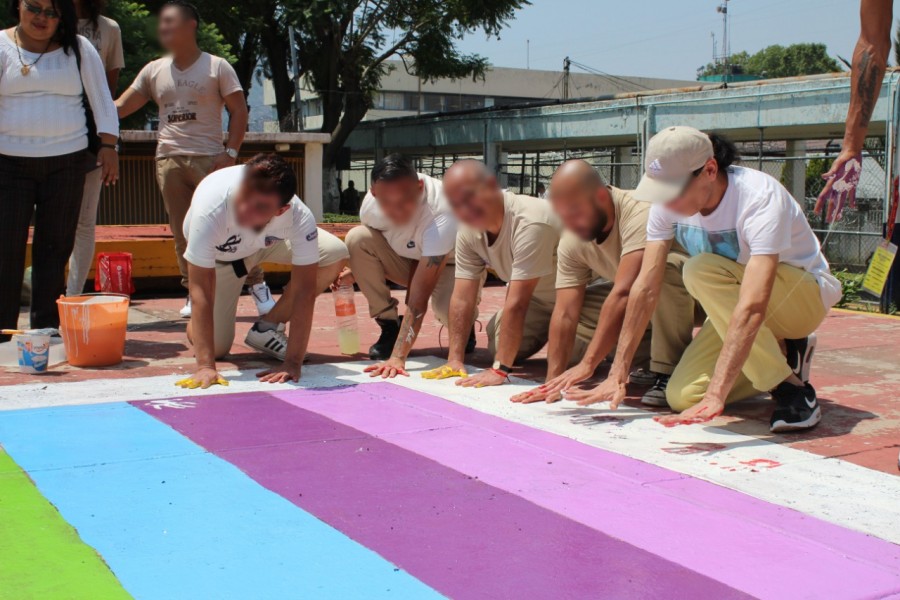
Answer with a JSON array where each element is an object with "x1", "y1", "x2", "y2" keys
[
  {"x1": 629, "y1": 367, "x2": 657, "y2": 386},
  {"x1": 785, "y1": 333, "x2": 817, "y2": 383},
  {"x1": 245, "y1": 323, "x2": 288, "y2": 361},
  {"x1": 250, "y1": 282, "x2": 277, "y2": 316},
  {"x1": 641, "y1": 373, "x2": 670, "y2": 407},
  {"x1": 770, "y1": 382, "x2": 822, "y2": 433},
  {"x1": 179, "y1": 297, "x2": 191, "y2": 318}
]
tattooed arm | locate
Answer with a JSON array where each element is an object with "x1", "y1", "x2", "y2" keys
[
  {"x1": 817, "y1": 0, "x2": 892, "y2": 221},
  {"x1": 364, "y1": 253, "x2": 450, "y2": 378}
]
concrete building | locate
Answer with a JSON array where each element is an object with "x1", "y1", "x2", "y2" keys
[{"x1": 262, "y1": 61, "x2": 696, "y2": 130}]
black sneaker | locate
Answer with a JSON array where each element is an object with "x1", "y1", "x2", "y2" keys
[
  {"x1": 369, "y1": 318, "x2": 401, "y2": 360},
  {"x1": 465, "y1": 326, "x2": 477, "y2": 354},
  {"x1": 785, "y1": 334, "x2": 817, "y2": 383},
  {"x1": 641, "y1": 373, "x2": 670, "y2": 407},
  {"x1": 770, "y1": 382, "x2": 822, "y2": 433}
]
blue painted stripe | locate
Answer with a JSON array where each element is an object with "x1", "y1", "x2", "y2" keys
[{"x1": 0, "y1": 402, "x2": 441, "y2": 600}]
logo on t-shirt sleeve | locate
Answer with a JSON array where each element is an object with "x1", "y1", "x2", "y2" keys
[
  {"x1": 306, "y1": 230, "x2": 319, "y2": 242},
  {"x1": 215, "y1": 234, "x2": 242, "y2": 253}
]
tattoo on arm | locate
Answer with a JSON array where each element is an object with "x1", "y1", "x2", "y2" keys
[
  {"x1": 857, "y1": 49, "x2": 879, "y2": 129},
  {"x1": 425, "y1": 253, "x2": 447, "y2": 269},
  {"x1": 391, "y1": 306, "x2": 426, "y2": 360}
]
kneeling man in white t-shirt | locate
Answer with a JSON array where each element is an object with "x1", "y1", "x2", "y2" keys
[
  {"x1": 181, "y1": 154, "x2": 348, "y2": 387},
  {"x1": 567, "y1": 127, "x2": 840, "y2": 433}
]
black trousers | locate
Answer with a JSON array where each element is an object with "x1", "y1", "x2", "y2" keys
[{"x1": 0, "y1": 151, "x2": 88, "y2": 340}]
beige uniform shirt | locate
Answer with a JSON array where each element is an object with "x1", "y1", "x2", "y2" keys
[
  {"x1": 556, "y1": 187, "x2": 649, "y2": 288},
  {"x1": 456, "y1": 191, "x2": 560, "y2": 306},
  {"x1": 78, "y1": 16, "x2": 124, "y2": 72},
  {"x1": 131, "y1": 53, "x2": 243, "y2": 158}
]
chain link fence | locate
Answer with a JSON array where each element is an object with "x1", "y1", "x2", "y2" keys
[{"x1": 342, "y1": 140, "x2": 888, "y2": 271}]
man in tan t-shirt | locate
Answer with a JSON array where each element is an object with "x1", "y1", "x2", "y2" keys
[
  {"x1": 423, "y1": 160, "x2": 560, "y2": 389},
  {"x1": 510, "y1": 160, "x2": 697, "y2": 406},
  {"x1": 116, "y1": 0, "x2": 250, "y2": 317}
]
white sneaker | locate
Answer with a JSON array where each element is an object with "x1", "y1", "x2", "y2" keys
[
  {"x1": 179, "y1": 297, "x2": 192, "y2": 318},
  {"x1": 250, "y1": 282, "x2": 276, "y2": 316},
  {"x1": 244, "y1": 323, "x2": 287, "y2": 361}
]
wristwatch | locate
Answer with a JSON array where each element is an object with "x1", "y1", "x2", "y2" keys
[
  {"x1": 225, "y1": 147, "x2": 239, "y2": 159},
  {"x1": 492, "y1": 360, "x2": 514, "y2": 376},
  {"x1": 100, "y1": 142, "x2": 119, "y2": 152}
]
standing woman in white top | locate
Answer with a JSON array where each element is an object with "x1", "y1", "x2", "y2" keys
[
  {"x1": 66, "y1": 0, "x2": 124, "y2": 295},
  {"x1": 0, "y1": 0, "x2": 119, "y2": 341}
]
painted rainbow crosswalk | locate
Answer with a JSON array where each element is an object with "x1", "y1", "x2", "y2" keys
[{"x1": 1, "y1": 378, "x2": 899, "y2": 599}]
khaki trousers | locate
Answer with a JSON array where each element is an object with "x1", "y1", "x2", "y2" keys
[
  {"x1": 345, "y1": 225, "x2": 460, "y2": 325},
  {"x1": 567, "y1": 252, "x2": 697, "y2": 373},
  {"x1": 666, "y1": 253, "x2": 827, "y2": 412},
  {"x1": 486, "y1": 297, "x2": 555, "y2": 363},
  {"x1": 156, "y1": 154, "x2": 264, "y2": 288},
  {"x1": 211, "y1": 229, "x2": 348, "y2": 358}
]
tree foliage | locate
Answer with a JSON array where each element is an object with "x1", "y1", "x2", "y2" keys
[{"x1": 698, "y1": 43, "x2": 841, "y2": 79}]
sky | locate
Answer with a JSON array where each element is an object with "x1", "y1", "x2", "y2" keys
[{"x1": 453, "y1": 0, "x2": 883, "y2": 82}]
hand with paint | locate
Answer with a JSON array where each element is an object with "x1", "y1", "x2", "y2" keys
[
  {"x1": 257, "y1": 360, "x2": 302, "y2": 384},
  {"x1": 421, "y1": 361, "x2": 468, "y2": 380},
  {"x1": 654, "y1": 396, "x2": 725, "y2": 427},
  {"x1": 815, "y1": 151, "x2": 862, "y2": 223},
  {"x1": 175, "y1": 367, "x2": 229, "y2": 390},
  {"x1": 537, "y1": 362, "x2": 595, "y2": 400},
  {"x1": 510, "y1": 387, "x2": 562, "y2": 404},
  {"x1": 563, "y1": 376, "x2": 627, "y2": 409},
  {"x1": 457, "y1": 368, "x2": 507, "y2": 389},
  {"x1": 365, "y1": 357, "x2": 409, "y2": 379}
]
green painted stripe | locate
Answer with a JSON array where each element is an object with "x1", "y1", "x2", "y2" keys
[{"x1": 0, "y1": 448, "x2": 131, "y2": 600}]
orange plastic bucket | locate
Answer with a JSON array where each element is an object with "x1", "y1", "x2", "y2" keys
[{"x1": 57, "y1": 294, "x2": 129, "y2": 367}]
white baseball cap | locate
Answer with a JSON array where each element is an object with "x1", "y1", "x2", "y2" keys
[{"x1": 633, "y1": 126, "x2": 713, "y2": 204}]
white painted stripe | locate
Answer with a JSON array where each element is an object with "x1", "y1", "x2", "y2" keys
[{"x1": 2, "y1": 357, "x2": 899, "y2": 545}]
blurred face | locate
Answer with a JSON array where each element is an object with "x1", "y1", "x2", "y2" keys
[
  {"x1": 370, "y1": 177, "x2": 423, "y2": 226},
  {"x1": 551, "y1": 183, "x2": 609, "y2": 243},
  {"x1": 233, "y1": 182, "x2": 289, "y2": 230},
  {"x1": 18, "y1": 0, "x2": 61, "y2": 42},
  {"x1": 158, "y1": 6, "x2": 196, "y2": 52},
  {"x1": 663, "y1": 158, "x2": 719, "y2": 217},
  {"x1": 443, "y1": 167, "x2": 500, "y2": 230}
]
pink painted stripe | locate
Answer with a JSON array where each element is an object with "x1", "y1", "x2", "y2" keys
[
  {"x1": 135, "y1": 392, "x2": 749, "y2": 600},
  {"x1": 272, "y1": 383, "x2": 900, "y2": 600}
]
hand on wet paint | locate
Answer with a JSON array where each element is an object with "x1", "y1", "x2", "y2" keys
[
  {"x1": 537, "y1": 362, "x2": 595, "y2": 400},
  {"x1": 365, "y1": 358, "x2": 410, "y2": 379},
  {"x1": 175, "y1": 368, "x2": 229, "y2": 390},
  {"x1": 654, "y1": 396, "x2": 725, "y2": 427},
  {"x1": 457, "y1": 368, "x2": 507, "y2": 389},
  {"x1": 564, "y1": 377, "x2": 628, "y2": 410},
  {"x1": 421, "y1": 362, "x2": 467, "y2": 380},
  {"x1": 510, "y1": 387, "x2": 562, "y2": 404},
  {"x1": 257, "y1": 360, "x2": 302, "y2": 384}
]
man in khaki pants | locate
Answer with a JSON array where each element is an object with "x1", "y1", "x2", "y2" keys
[
  {"x1": 510, "y1": 160, "x2": 696, "y2": 407},
  {"x1": 425, "y1": 160, "x2": 560, "y2": 389},
  {"x1": 337, "y1": 154, "x2": 476, "y2": 372},
  {"x1": 116, "y1": 0, "x2": 252, "y2": 317},
  {"x1": 569, "y1": 127, "x2": 841, "y2": 434}
]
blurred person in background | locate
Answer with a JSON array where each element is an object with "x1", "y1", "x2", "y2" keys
[
  {"x1": 0, "y1": 0, "x2": 118, "y2": 341},
  {"x1": 65, "y1": 0, "x2": 123, "y2": 295}
]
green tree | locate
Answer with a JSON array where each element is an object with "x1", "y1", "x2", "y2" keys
[{"x1": 697, "y1": 43, "x2": 840, "y2": 79}]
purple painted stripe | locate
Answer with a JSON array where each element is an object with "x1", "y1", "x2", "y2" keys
[
  {"x1": 134, "y1": 393, "x2": 749, "y2": 600},
  {"x1": 267, "y1": 383, "x2": 900, "y2": 600}
]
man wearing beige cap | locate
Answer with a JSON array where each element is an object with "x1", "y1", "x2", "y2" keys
[{"x1": 567, "y1": 126, "x2": 841, "y2": 433}]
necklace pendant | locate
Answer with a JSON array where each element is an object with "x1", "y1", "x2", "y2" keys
[{"x1": 20, "y1": 65, "x2": 30, "y2": 76}]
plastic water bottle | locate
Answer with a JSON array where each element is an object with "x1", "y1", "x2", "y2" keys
[{"x1": 333, "y1": 284, "x2": 360, "y2": 355}]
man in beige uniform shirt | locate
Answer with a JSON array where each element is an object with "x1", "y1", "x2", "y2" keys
[
  {"x1": 424, "y1": 160, "x2": 560, "y2": 389},
  {"x1": 116, "y1": 0, "x2": 253, "y2": 317},
  {"x1": 510, "y1": 161, "x2": 696, "y2": 406}
]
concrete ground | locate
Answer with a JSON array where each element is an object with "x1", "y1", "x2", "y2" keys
[{"x1": 4, "y1": 284, "x2": 899, "y2": 476}]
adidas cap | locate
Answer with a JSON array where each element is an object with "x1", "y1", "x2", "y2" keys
[{"x1": 633, "y1": 126, "x2": 714, "y2": 204}]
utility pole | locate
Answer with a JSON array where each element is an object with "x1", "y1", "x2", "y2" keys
[
  {"x1": 716, "y1": 0, "x2": 730, "y2": 83},
  {"x1": 288, "y1": 25, "x2": 304, "y2": 131},
  {"x1": 563, "y1": 56, "x2": 570, "y2": 100}
]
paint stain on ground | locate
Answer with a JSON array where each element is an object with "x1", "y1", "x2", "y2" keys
[
  {"x1": 662, "y1": 442, "x2": 728, "y2": 456},
  {"x1": 740, "y1": 458, "x2": 782, "y2": 469}
]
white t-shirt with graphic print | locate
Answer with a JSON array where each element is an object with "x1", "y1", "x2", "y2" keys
[
  {"x1": 359, "y1": 173, "x2": 457, "y2": 260},
  {"x1": 183, "y1": 165, "x2": 320, "y2": 268},
  {"x1": 646, "y1": 165, "x2": 841, "y2": 308}
]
